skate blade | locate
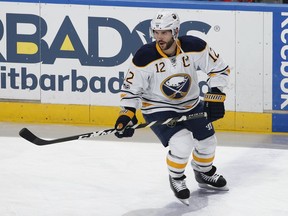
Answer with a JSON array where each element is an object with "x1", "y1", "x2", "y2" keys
[
  {"x1": 177, "y1": 198, "x2": 189, "y2": 206},
  {"x1": 198, "y1": 183, "x2": 229, "y2": 191}
]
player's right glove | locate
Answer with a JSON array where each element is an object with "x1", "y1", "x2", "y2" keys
[
  {"x1": 204, "y1": 87, "x2": 226, "y2": 122},
  {"x1": 114, "y1": 107, "x2": 138, "y2": 138}
]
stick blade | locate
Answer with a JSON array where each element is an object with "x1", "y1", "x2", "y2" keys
[{"x1": 19, "y1": 128, "x2": 46, "y2": 145}]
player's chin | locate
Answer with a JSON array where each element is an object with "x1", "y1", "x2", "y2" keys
[{"x1": 159, "y1": 43, "x2": 167, "y2": 50}]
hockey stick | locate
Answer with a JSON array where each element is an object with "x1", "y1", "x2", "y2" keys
[{"x1": 19, "y1": 112, "x2": 207, "y2": 146}]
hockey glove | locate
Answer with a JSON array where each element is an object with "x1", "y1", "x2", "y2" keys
[
  {"x1": 204, "y1": 87, "x2": 226, "y2": 122},
  {"x1": 114, "y1": 107, "x2": 138, "y2": 138}
]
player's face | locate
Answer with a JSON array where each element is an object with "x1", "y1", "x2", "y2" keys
[{"x1": 153, "y1": 30, "x2": 175, "y2": 51}]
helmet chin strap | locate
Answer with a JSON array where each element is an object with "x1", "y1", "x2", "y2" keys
[
  {"x1": 175, "y1": 38, "x2": 185, "y2": 54},
  {"x1": 175, "y1": 39, "x2": 190, "y2": 65}
]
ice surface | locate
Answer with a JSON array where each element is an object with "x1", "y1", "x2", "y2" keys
[{"x1": 0, "y1": 123, "x2": 288, "y2": 216}]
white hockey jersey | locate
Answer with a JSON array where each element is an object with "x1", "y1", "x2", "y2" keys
[{"x1": 120, "y1": 35, "x2": 230, "y2": 114}]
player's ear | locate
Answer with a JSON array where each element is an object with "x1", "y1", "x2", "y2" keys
[
  {"x1": 173, "y1": 28, "x2": 179, "y2": 39},
  {"x1": 175, "y1": 28, "x2": 179, "y2": 34}
]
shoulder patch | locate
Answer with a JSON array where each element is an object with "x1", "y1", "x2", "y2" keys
[
  {"x1": 178, "y1": 35, "x2": 207, "y2": 53},
  {"x1": 132, "y1": 42, "x2": 162, "y2": 67}
]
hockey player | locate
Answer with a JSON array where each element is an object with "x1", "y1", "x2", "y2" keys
[{"x1": 114, "y1": 10, "x2": 230, "y2": 205}]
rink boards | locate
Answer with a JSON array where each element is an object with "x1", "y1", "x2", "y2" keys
[{"x1": 0, "y1": 0, "x2": 287, "y2": 132}]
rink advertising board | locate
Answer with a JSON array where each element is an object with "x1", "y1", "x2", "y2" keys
[
  {"x1": 0, "y1": 2, "x2": 235, "y2": 107},
  {"x1": 0, "y1": 0, "x2": 288, "y2": 132},
  {"x1": 273, "y1": 11, "x2": 288, "y2": 132}
]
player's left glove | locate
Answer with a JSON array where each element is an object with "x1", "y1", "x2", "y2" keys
[
  {"x1": 114, "y1": 107, "x2": 138, "y2": 138},
  {"x1": 204, "y1": 87, "x2": 226, "y2": 122}
]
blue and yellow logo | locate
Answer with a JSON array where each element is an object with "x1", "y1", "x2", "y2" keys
[{"x1": 161, "y1": 73, "x2": 191, "y2": 100}]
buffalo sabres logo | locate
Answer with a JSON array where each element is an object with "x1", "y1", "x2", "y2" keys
[{"x1": 161, "y1": 74, "x2": 191, "y2": 100}]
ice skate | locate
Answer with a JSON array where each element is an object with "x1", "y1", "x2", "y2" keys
[
  {"x1": 169, "y1": 175, "x2": 190, "y2": 205},
  {"x1": 193, "y1": 166, "x2": 229, "y2": 191}
]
